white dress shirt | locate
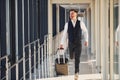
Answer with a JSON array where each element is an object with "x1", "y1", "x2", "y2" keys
[{"x1": 60, "y1": 20, "x2": 88, "y2": 45}]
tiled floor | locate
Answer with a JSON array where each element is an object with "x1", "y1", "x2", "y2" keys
[{"x1": 37, "y1": 74, "x2": 102, "y2": 80}]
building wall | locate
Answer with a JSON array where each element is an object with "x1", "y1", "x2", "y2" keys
[{"x1": 0, "y1": 0, "x2": 49, "y2": 79}]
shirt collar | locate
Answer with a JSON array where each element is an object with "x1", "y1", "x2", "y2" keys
[{"x1": 71, "y1": 19, "x2": 77, "y2": 23}]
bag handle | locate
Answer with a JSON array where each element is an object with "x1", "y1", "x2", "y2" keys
[{"x1": 57, "y1": 48, "x2": 65, "y2": 64}]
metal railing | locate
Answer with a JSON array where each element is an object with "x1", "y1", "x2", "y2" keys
[
  {"x1": 0, "y1": 55, "x2": 9, "y2": 80},
  {"x1": 0, "y1": 34, "x2": 54, "y2": 80}
]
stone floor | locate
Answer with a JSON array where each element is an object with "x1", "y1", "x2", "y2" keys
[{"x1": 37, "y1": 74, "x2": 102, "y2": 80}]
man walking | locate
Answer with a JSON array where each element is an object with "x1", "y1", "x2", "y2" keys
[{"x1": 60, "y1": 9, "x2": 88, "y2": 80}]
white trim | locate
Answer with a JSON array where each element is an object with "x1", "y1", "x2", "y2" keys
[
  {"x1": 100, "y1": 0, "x2": 109, "y2": 79},
  {"x1": 95, "y1": 0, "x2": 101, "y2": 71},
  {"x1": 48, "y1": 0, "x2": 53, "y2": 77},
  {"x1": 90, "y1": 0, "x2": 95, "y2": 56},
  {"x1": 52, "y1": 0, "x2": 91, "y2": 4},
  {"x1": 109, "y1": 0, "x2": 114, "y2": 79}
]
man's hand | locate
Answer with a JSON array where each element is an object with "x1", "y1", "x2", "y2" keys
[
  {"x1": 59, "y1": 44, "x2": 64, "y2": 49},
  {"x1": 84, "y1": 41, "x2": 88, "y2": 47}
]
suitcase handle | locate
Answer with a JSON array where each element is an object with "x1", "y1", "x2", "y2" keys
[
  {"x1": 58, "y1": 47, "x2": 64, "y2": 50},
  {"x1": 57, "y1": 49, "x2": 65, "y2": 64}
]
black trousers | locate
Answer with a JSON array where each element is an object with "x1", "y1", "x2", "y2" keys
[{"x1": 69, "y1": 41, "x2": 82, "y2": 73}]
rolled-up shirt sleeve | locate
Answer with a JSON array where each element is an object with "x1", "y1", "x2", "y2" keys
[
  {"x1": 80, "y1": 21, "x2": 88, "y2": 42},
  {"x1": 60, "y1": 23, "x2": 68, "y2": 45}
]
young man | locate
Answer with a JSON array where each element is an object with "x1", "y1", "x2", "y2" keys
[{"x1": 60, "y1": 9, "x2": 88, "y2": 80}]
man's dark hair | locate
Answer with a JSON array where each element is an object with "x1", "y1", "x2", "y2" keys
[{"x1": 69, "y1": 9, "x2": 78, "y2": 13}]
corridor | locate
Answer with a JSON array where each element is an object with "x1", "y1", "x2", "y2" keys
[{"x1": 0, "y1": 0, "x2": 120, "y2": 80}]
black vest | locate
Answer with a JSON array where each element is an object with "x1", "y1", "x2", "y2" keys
[{"x1": 68, "y1": 20, "x2": 82, "y2": 43}]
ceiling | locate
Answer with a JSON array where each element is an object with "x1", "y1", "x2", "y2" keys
[{"x1": 60, "y1": 4, "x2": 89, "y2": 10}]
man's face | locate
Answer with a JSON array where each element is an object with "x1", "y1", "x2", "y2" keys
[{"x1": 69, "y1": 11, "x2": 77, "y2": 20}]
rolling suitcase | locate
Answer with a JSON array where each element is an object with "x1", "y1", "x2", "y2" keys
[{"x1": 55, "y1": 48, "x2": 68, "y2": 75}]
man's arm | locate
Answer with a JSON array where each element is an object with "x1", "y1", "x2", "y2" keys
[{"x1": 80, "y1": 21, "x2": 88, "y2": 46}]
